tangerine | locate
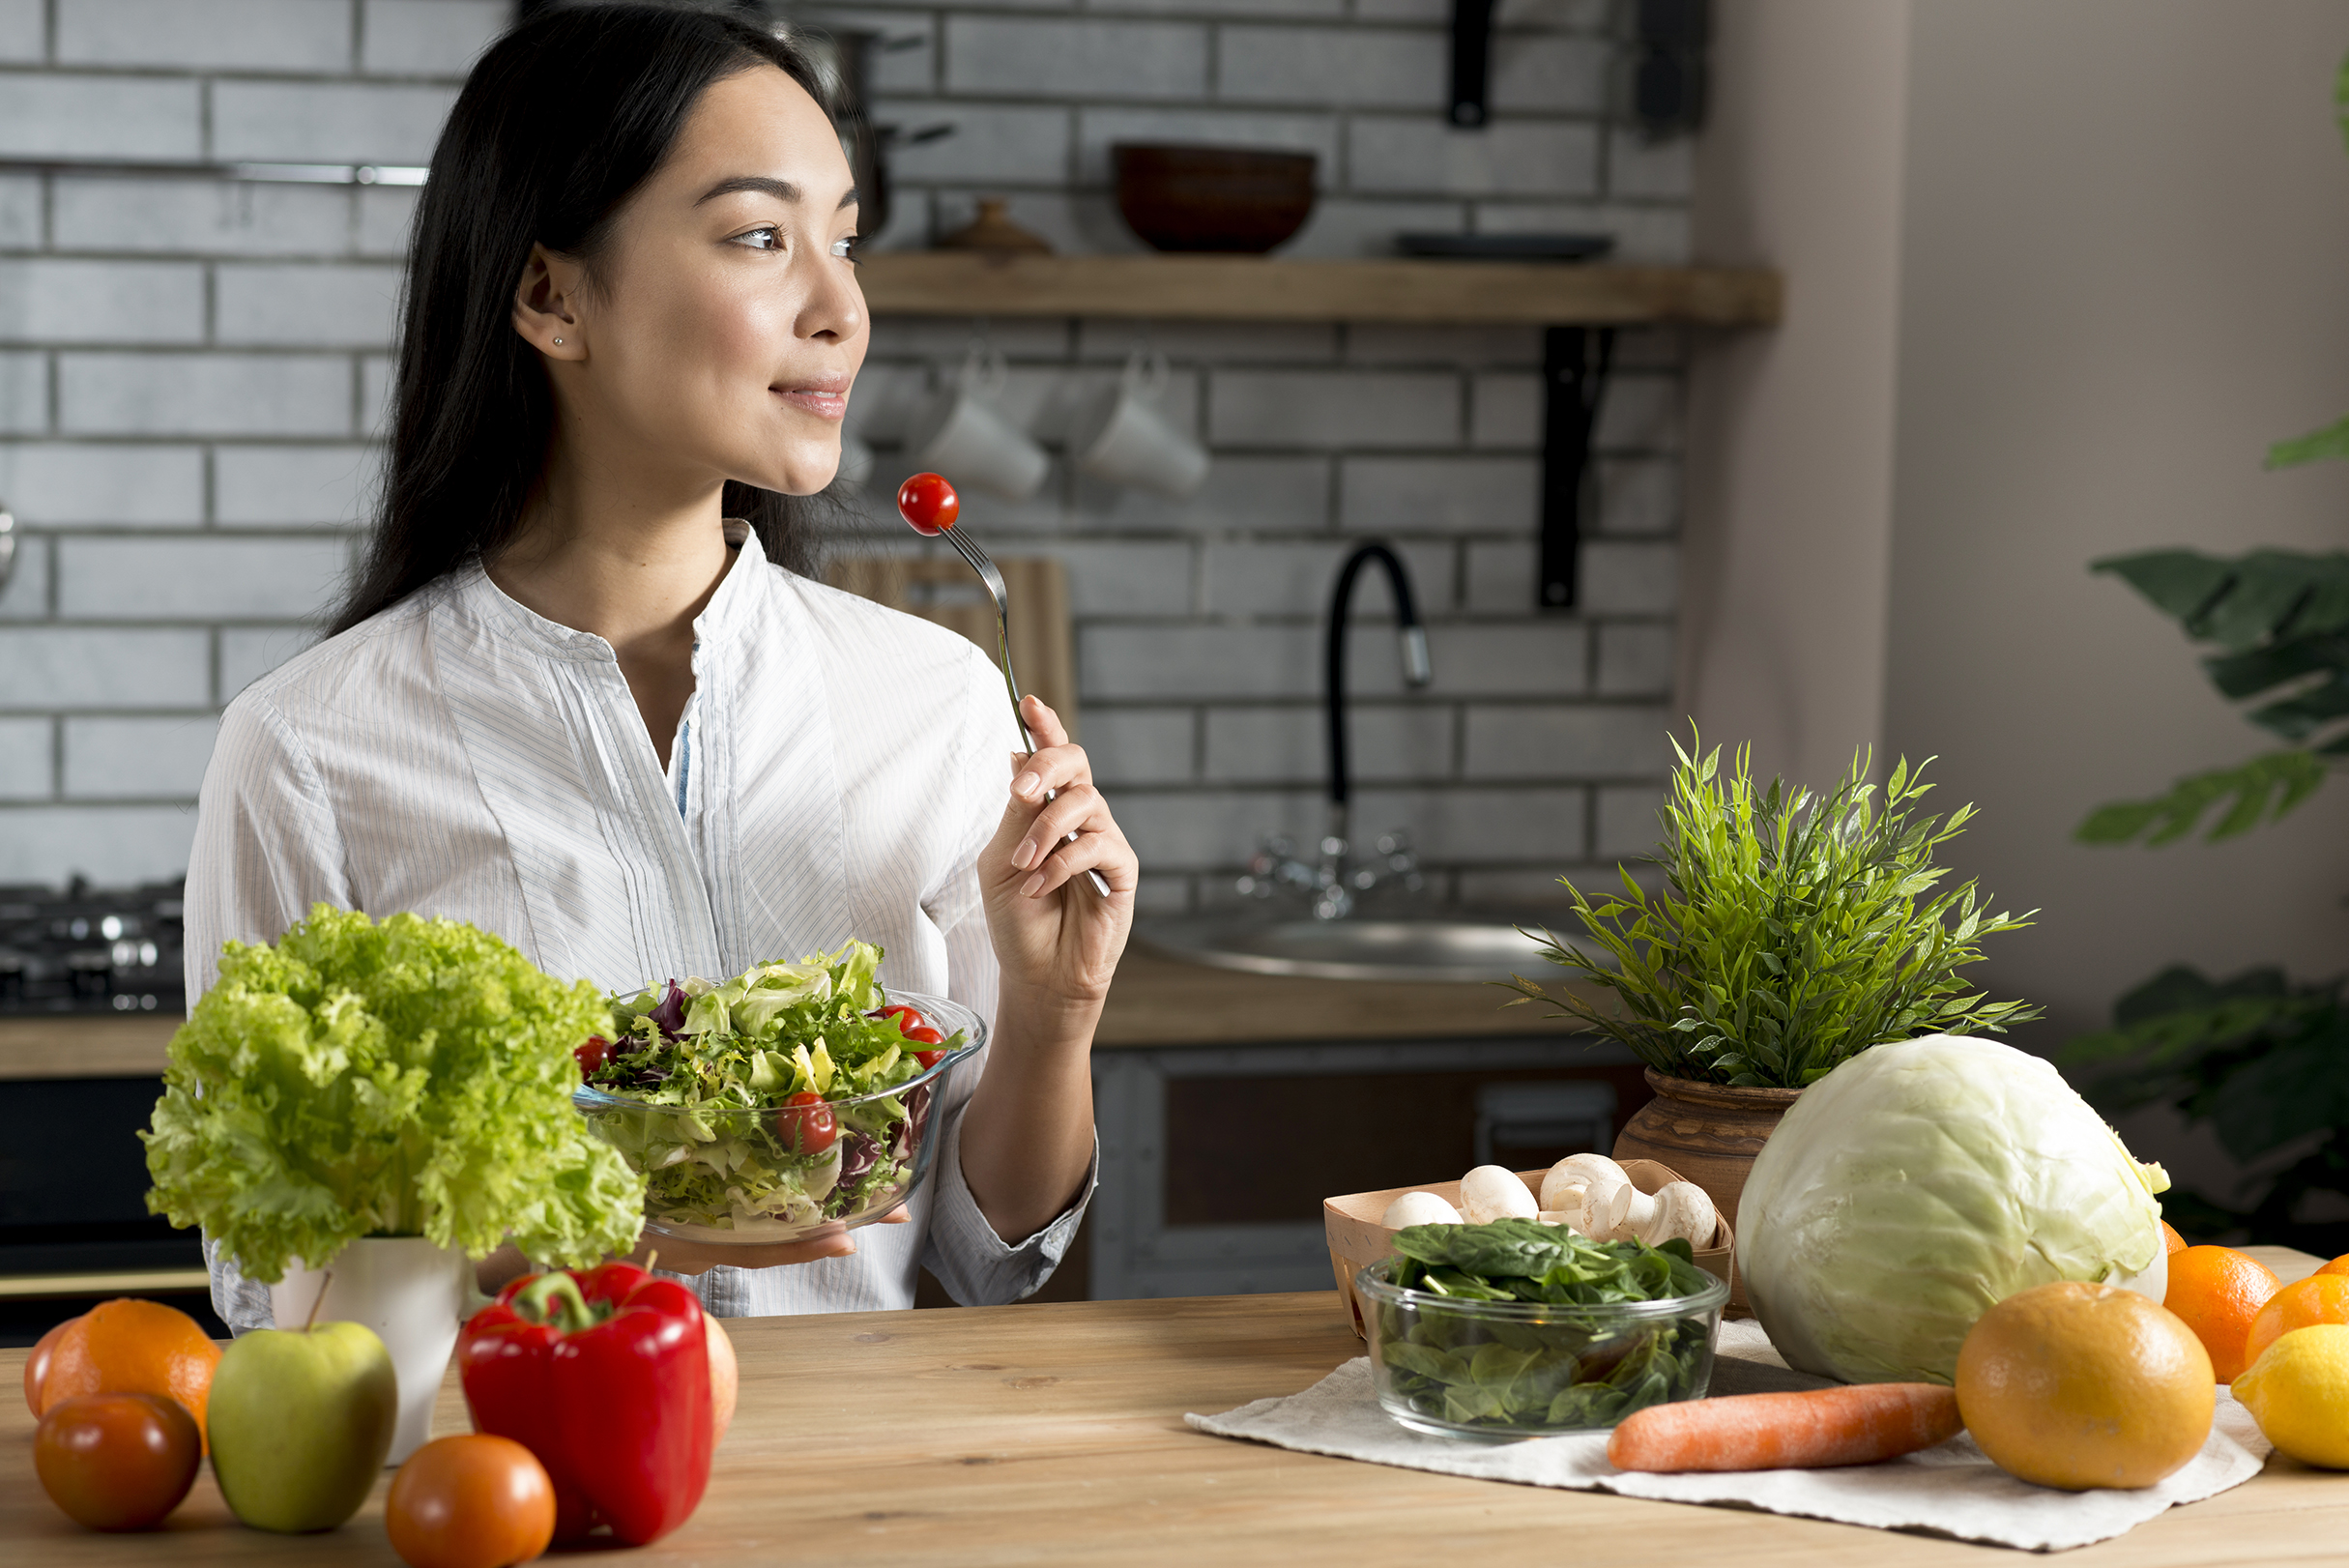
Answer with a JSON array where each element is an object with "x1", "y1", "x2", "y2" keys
[
  {"x1": 2315, "y1": 1253, "x2": 2349, "y2": 1280},
  {"x1": 2245, "y1": 1274, "x2": 2349, "y2": 1370},
  {"x1": 1957, "y1": 1281, "x2": 2214, "y2": 1490},
  {"x1": 38, "y1": 1300, "x2": 220, "y2": 1449},
  {"x1": 2163, "y1": 1245, "x2": 2280, "y2": 1382},
  {"x1": 2160, "y1": 1221, "x2": 2188, "y2": 1255}
]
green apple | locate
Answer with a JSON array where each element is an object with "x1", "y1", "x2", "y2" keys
[{"x1": 207, "y1": 1321, "x2": 397, "y2": 1533}]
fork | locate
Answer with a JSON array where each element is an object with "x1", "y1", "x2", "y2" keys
[{"x1": 896, "y1": 475, "x2": 1113, "y2": 899}]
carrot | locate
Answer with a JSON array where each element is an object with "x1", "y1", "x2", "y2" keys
[{"x1": 1607, "y1": 1383, "x2": 1962, "y2": 1473}]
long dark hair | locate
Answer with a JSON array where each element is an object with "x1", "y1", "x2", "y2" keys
[{"x1": 331, "y1": 4, "x2": 829, "y2": 636}]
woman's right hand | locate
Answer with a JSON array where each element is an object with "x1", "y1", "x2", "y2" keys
[{"x1": 625, "y1": 1206, "x2": 910, "y2": 1277}]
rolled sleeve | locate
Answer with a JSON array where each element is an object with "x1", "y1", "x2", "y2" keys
[{"x1": 920, "y1": 1098, "x2": 1098, "y2": 1306}]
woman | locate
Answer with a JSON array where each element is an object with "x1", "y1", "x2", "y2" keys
[{"x1": 191, "y1": 4, "x2": 1133, "y2": 1325}]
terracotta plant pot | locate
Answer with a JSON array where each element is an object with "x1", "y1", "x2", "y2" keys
[{"x1": 1611, "y1": 1068, "x2": 1804, "y2": 1315}]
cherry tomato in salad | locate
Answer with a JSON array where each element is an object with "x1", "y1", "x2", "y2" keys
[
  {"x1": 773, "y1": 1090, "x2": 837, "y2": 1155},
  {"x1": 895, "y1": 472, "x2": 959, "y2": 536},
  {"x1": 871, "y1": 1003, "x2": 925, "y2": 1030},
  {"x1": 573, "y1": 1036, "x2": 611, "y2": 1080},
  {"x1": 913, "y1": 1049, "x2": 947, "y2": 1070}
]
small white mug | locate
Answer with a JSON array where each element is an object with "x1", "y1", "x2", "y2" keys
[
  {"x1": 904, "y1": 348, "x2": 1050, "y2": 502},
  {"x1": 1070, "y1": 350, "x2": 1209, "y2": 499}
]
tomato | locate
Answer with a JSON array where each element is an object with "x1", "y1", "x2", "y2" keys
[
  {"x1": 25, "y1": 1315, "x2": 75, "y2": 1416},
  {"x1": 573, "y1": 1036, "x2": 611, "y2": 1080},
  {"x1": 894, "y1": 472, "x2": 959, "y2": 536},
  {"x1": 386, "y1": 1434, "x2": 555, "y2": 1568},
  {"x1": 913, "y1": 1050, "x2": 947, "y2": 1069},
  {"x1": 773, "y1": 1090, "x2": 837, "y2": 1155},
  {"x1": 34, "y1": 1392, "x2": 200, "y2": 1532},
  {"x1": 872, "y1": 1002, "x2": 926, "y2": 1031},
  {"x1": 904, "y1": 1024, "x2": 944, "y2": 1046}
]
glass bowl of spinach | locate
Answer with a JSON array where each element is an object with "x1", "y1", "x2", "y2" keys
[{"x1": 1357, "y1": 1218, "x2": 1729, "y2": 1439}]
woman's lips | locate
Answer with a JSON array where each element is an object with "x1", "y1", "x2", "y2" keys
[{"x1": 773, "y1": 384, "x2": 848, "y2": 421}]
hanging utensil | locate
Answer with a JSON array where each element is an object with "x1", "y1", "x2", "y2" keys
[{"x1": 895, "y1": 473, "x2": 1112, "y2": 899}]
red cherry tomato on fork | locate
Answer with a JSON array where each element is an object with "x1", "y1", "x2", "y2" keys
[
  {"x1": 573, "y1": 1036, "x2": 611, "y2": 1080},
  {"x1": 773, "y1": 1091, "x2": 838, "y2": 1155},
  {"x1": 895, "y1": 472, "x2": 959, "y2": 536}
]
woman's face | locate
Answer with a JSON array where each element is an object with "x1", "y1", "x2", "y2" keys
[{"x1": 527, "y1": 65, "x2": 866, "y2": 498}]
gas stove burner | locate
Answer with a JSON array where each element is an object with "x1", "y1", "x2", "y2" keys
[{"x1": 0, "y1": 878, "x2": 186, "y2": 1016}]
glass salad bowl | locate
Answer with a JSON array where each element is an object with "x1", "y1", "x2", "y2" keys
[
  {"x1": 1357, "y1": 1260, "x2": 1728, "y2": 1439},
  {"x1": 572, "y1": 990, "x2": 985, "y2": 1246}
]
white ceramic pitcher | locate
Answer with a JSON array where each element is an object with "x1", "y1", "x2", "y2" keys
[{"x1": 270, "y1": 1235, "x2": 470, "y2": 1466}]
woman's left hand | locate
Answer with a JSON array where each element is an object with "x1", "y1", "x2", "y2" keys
[{"x1": 978, "y1": 695, "x2": 1137, "y2": 1008}]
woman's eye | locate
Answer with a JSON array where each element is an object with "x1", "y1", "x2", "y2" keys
[
  {"x1": 734, "y1": 227, "x2": 782, "y2": 251},
  {"x1": 830, "y1": 236, "x2": 857, "y2": 260}
]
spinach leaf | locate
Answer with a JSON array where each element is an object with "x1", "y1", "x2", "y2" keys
[{"x1": 1373, "y1": 1221, "x2": 1721, "y2": 1435}]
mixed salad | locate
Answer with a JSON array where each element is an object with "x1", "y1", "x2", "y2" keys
[{"x1": 574, "y1": 941, "x2": 972, "y2": 1238}]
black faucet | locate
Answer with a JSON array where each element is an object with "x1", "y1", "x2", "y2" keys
[{"x1": 1320, "y1": 542, "x2": 1434, "y2": 904}]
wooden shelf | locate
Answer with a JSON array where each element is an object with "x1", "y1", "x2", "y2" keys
[{"x1": 856, "y1": 253, "x2": 1781, "y2": 327}]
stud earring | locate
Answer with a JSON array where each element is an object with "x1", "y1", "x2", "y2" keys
[{"x1": 552, "y1": 336, "x2": 564, "y2": 345}]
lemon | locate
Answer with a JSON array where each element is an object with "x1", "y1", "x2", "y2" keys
[{"x1": 2233, "y1": 1322, "x2": 2349, "y2": 1468}]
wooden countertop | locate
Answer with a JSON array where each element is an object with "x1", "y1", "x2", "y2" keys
[
  {"x1": 3, "y1": 1277, "x2": 2339, "y2": 1565},
  {"x1": 0, "y1": 952, "x2": 1595, "y2": 1079},
  {"x1": 1094, "y1": 947, "x2": 1593, "y2": 1048},
  {"x1": 0, "y1": 1014, "x2": 180, "y2": 1080}
]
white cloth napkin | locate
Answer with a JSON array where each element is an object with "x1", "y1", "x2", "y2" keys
[{"x1": 1186, "y1": 1321, "x2": 2270, "y2": 1552}]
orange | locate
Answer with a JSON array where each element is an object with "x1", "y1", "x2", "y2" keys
[
  {"x1": 2163, "y1": 1245, "x2": 2281, "y2": 1382},
  {"x1": 38, "y1": 1300, "x2": 220, "y2": 1450},
  {"x1": 2316, "y1": 1253, "x2": 2349, "y2": 1280},
  {"x1": 2160, "y1": 1221, "x2": 2188, "y2": 1255},
  {"x1": 2245, "y1": 1274, "x2": 2349, "y2": 1369},
  {"x1": 1957, "y1": 1281, "x2": 2214, "y2": 1491}
]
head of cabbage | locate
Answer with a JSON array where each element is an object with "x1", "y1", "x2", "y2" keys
[{"x1": 1736, "y1": 1034, "x2": 2170, "y2": 1385}]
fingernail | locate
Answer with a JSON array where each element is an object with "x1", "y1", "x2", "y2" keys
[
  {"x1": 1012, "y1": 840, "x2": 1037, "y2": 870},
  {"x1": 1014, "y1": 772, "x2": 1043, "y2": 799},
  {"x1": 1020, "y1": 873, "x2": 1045, "y2": 897}
]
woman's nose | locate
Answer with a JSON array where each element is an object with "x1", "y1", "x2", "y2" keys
[{"x1": 798, "y1": 247, "x2": 864, "y2": 344}]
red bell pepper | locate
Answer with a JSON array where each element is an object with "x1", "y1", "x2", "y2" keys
[{"x1": 456, "y1": 1261, "x2": 711, "y2": 1546}]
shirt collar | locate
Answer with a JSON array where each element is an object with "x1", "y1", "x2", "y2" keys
[{"x1": 451, "y1": 518, "x2": 769, "y2": 662}]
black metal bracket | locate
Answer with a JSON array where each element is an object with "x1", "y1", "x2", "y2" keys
[
  {"x1": 1539, "y1": 326, "x2": 1615, "y2": 612},
  {"x1": 1448, "y1": 0, "x2": 1495, "y2": 129}
]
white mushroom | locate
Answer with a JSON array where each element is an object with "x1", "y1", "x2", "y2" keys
[
  {"x1": 1539, "y1": 1154, "x2": 1719, "y2": 1246},
  {"x1": 1540, "y1": 1153, "x2": 1635, "y2": 1238},
  {"x1": 1458, "y1": 1165, "x2": 1539, "y2": 1224},
  {"x1": 1380, "y1": 1191, "x2": 1464, "y2": 1229},
  {"x1": 1626, "y1": 1180, "x2": 1718, "y2": 1249}
]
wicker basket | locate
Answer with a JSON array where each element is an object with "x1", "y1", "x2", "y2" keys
[{"x1": 1321, "y1": 1159, "x2": 1737, "y2": 1340}]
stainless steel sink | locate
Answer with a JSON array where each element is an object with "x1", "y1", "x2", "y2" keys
[{"x1": 1136, "y1": 914, "x2": 1596, "y2": 984}]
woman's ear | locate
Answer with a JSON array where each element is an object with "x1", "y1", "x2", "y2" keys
[{"x1": 512, "y1": 243, "x2": 587, "y2": 361}]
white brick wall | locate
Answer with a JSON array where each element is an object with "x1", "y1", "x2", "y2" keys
[{"x1": 0, "y1": 0, "x2": 1692, "y2": 907}]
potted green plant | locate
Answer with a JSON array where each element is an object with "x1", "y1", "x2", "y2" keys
[
  {"x1": 1504, "y1": 736, "x2": 2042, "y2": 1244},
  {"x1": 143, "y1": 906, "x2": 646, "y2": 1461}
]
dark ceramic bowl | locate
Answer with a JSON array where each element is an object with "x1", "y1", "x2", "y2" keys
[{"x1": 1113, "y1": 143, "x2": 1317, "y2": 254}]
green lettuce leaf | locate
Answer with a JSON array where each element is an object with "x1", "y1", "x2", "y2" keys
[{"x1": 142, "y1": 905, "x2": 646, "y2": 1283}]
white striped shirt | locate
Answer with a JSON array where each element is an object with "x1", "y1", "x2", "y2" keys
[{"x1": 188, "y1": 524, "x2": 1090, "y2": 1326}]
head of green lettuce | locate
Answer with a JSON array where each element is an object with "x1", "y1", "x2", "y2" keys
[{"x1": 143, "y1": 905, "x2": 647, "y2": 1283}]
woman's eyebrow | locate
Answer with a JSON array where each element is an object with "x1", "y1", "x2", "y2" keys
[{"x1": 695, "y1": 175, "x2": 859, "y2": 210}]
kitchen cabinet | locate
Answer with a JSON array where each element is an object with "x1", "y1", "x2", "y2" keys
[
  {"x1": 3, "y1": 957, "x2": 1625, "y2": 1316},
  {"x1": 3, "y1": 1285, "x2": 2338, "y2": 1565},
  {"x1": 1081, "y1": 950, "x2": 1629, "y2": 1302}
]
